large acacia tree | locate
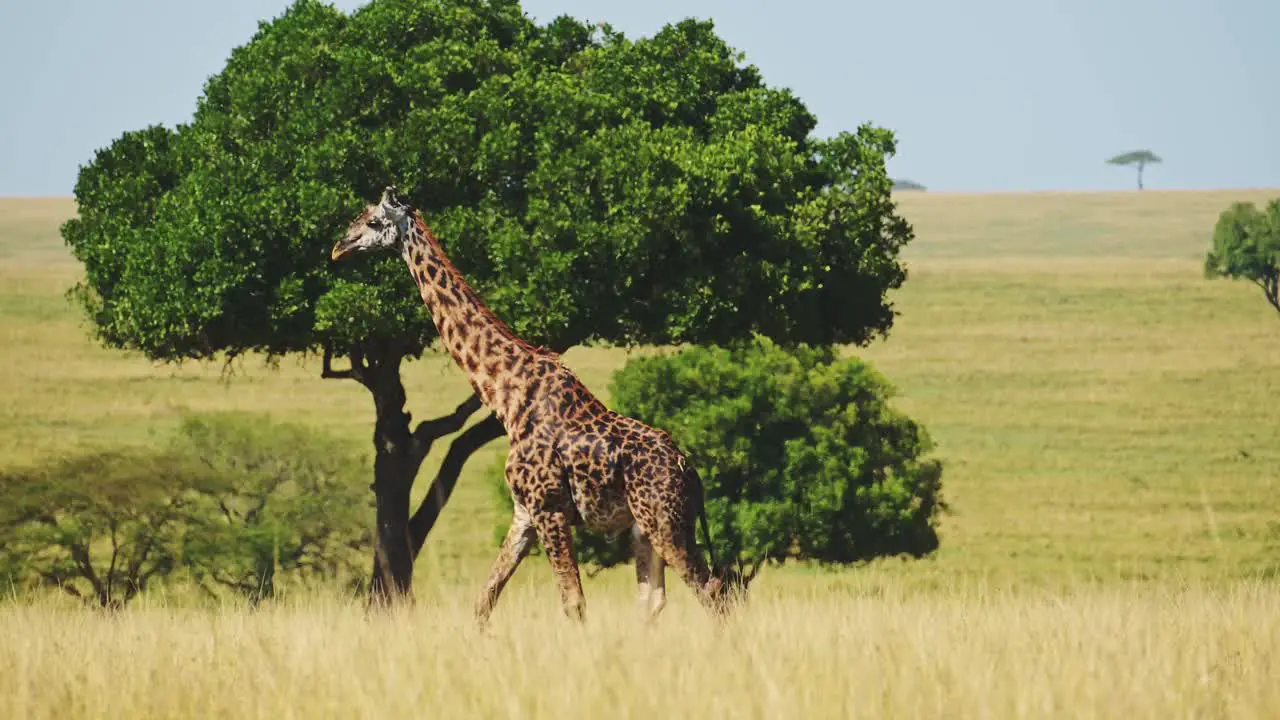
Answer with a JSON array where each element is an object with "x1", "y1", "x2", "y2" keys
[{"x1": 62, "y1": 0, "x2": 915, "y2": 603}]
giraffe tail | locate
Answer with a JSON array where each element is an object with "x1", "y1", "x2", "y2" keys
[{"x1": 682, "y1": 461, "x2": 718, "y2": 571}]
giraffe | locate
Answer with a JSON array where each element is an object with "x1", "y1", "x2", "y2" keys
[{"x1": 330, "y1": 186, "x2": 747, "y2": 623}]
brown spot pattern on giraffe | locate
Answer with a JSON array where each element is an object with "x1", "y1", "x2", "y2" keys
[{"x1": 340, "y1": 199, "x2": 734, "y2": 623}]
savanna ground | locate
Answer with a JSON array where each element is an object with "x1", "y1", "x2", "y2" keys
[{"x1": 2, "y1": 189, "x2": 1279, "y2": 717}]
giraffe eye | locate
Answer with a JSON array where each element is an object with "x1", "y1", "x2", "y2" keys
[{"x1": 368, "y1": 218, "x2": 383, "y2": 229}]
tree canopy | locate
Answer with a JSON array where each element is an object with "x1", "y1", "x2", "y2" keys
[
  {"x1": 62, "y1": 0, "x2": 913, "y2": 363},
  {"x1": 1204, "y1": 198, "x2": 1280, "y2": 316},
  {"x1": 1106, "y1": 150, "x2": 1161, "y2": 166},
  {"x1": 1106, "y1": 150, "x2": 1161, "y2": 190}
]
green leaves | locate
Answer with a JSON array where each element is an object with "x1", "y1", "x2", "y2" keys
[
  {"x1": 1106, "y1": 150, "x2": 1161, "y2": 166},
  {"x1": 583, "y1": 337, "x2": 943, "y2": 570},
  {"x1": 175, "y1": 413, "x2": 370, "y2": 603},
  {"x1": 1205, "y1": 198, "x2": 1280, "y2": 315},
  {"x1": 64, "y1": 0, "x2": 912, "y2": 363}
]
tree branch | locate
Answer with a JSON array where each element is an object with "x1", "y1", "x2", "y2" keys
[
  {"x1": 210, "y1": 568, "x2": 241, "y2": 591},
  {"x1": 1247, "y1": 272, "x2": 1280, "y2": 315},
  {"x1": 106, "y1": 521, "x2": 120, "y2": 596},
  {"x1": 408, "y1": 413, "x2": 506, "y2": 556},
  {"x1": 243, "y1": 483, "x2": 276, "y2": 527},
  {"x1": 322, "y1": 344, "x2": 374, "y2": 389},
  {"x1": 321, "y1": 345, "x2": 355, "y2": 381},
  {"x1": 124, "y1": 509, "x2": 174, "y2": 594},
  {"x1": 134, "y1": 552, "x2": 176, "y2": 600},
  {"x1": 410, "y1": 393, "x2": 483, "y2": 463},
  {"x1": 196, "y1": 581, "x2": 222, "y2": 603},
  {"x1": 67, "y1": 541, "x2": 105, "y2": 605}
]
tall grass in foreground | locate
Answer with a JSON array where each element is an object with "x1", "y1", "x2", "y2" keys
[{"x1": 3, "y1": 581, "x2": 1277, "y2": 719}]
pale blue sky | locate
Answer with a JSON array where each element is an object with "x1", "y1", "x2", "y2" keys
[{"x1": 0, "y1": 0, "x2": 1275, "y2": 196}]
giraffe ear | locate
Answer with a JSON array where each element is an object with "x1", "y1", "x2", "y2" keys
[{"x1": 380, "y1": 185, "x2": 406, "y2": 209}]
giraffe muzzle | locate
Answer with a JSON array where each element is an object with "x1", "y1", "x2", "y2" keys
[{"x1": 330, "y1": 237, "x2": 357, "y2": 261}]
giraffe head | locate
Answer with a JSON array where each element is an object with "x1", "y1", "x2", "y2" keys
[
  {"x1": 705, "y1": 557, "x2": 759, "y2": 615},
  {"x1": 331, "y1": 186, "x2": 413, "y2": 261}
]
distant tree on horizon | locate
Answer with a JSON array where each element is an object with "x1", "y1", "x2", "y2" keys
[
  {"x1": 1106, "y1": 150, "x2": 1161, "y2": 190},
  {"x1": 892, "y1": 178, "x2": 926, "y2": 191}
]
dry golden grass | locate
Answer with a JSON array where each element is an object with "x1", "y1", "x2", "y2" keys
[
  {"x1": 2, "y1": 580, "x2": 1277, "y2": 719},
  {"x1": 4, "y1": 189, "x2": 1280, "y2": 717}
]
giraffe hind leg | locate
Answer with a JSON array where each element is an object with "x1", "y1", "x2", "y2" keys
[
  {"x1": 647, "y1": 542, "x2": 668, "y2": 621},
  {"x1": 632, "y1": 526, "x2": 668, "y2": 622},
  {"x1": 633, "y1": 525, "x2": 652, "y2": 613},
  {"x1": 643, "y1": 515, "x2": 725, "y2": 616}
]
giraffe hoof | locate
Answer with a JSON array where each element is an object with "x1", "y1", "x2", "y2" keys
[{"x1": 564, "y1": 601, "x2": 586, "y2": 623}]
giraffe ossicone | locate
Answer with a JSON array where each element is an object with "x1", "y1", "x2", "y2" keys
[{"x1": 332, "y1": 186, "x2": 751, "y2": 623}]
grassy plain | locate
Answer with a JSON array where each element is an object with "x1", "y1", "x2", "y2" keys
[{"x1": 2, "y1": 189, "x2": 1279, "y2": 717}]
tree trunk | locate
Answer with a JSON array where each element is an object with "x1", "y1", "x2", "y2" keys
[
  {"x1": 363, "y1": 345, "x2": 419, "y2": 606},
  {"x1": 1137, "y1": 162, "x2": 1144, "y2": 190},
  {"x1": 321, "y1": 344, "x2": 502, "y2": 608}
]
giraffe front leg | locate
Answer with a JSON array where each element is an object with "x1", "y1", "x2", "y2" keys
[
  {"x1": 475, "y1": 504, "x2": 536, "y2": 626},
  {"x1": 533, "y1": 510, "x2": 586, "y2": 622}
]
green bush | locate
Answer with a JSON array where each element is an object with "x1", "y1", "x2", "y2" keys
[
  {"x1": 492, "y1": 337, "x2": 944, "y2": 577},
  {"x1": 0, "y1": 449, "x2": 219, "y2": 607},
  {"x1": 175, "y1": 413, "x2": 372, "y2": 604},
  {"x1": 0, "y1": 414, "x2": 371, "y2": 607}
]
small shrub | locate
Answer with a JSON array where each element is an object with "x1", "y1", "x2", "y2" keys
[
  {"x1": 176, "y1": 413, "x2": 372, "y2": 604},
  {"x1": 0, "y1": 449, "x2": 219, "y2": 608},
  {"x1": 0, "y1": 413, "x2": 371, "y2": 607}
]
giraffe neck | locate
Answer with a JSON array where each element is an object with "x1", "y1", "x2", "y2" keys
[{"x1": 400, "y1": 212, "x2": 548, "y2": 430}]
